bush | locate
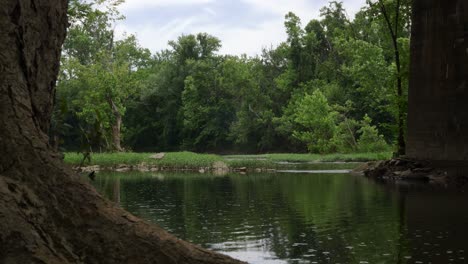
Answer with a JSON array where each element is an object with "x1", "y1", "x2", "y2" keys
[
  {"x1": 292, "y1": 90, "x2": 338, "y2": 153},
  {"x1": 357, "y1": 115, "x2": 390, "y2": 152}
]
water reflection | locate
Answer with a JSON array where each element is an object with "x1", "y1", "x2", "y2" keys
[{"x1": 92, "y1": 172, "x2": 468, "y2": 264}]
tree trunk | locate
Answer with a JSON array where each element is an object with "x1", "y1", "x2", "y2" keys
[
  {"x1": 108, "y1": 97, "x2": 123, "y2": 152},
  {"x1": 111, "y1": 117, "x2": 123, "y2": 151},
  {"x1": 394, "y1": 35, "x2": 406, "y2": 157},
  {"x1": 375, "y1": 0, "x2": 406, "y2": 156},
  {"x1": 0, "y1": 1, "x2": 243, "y2": 263}
]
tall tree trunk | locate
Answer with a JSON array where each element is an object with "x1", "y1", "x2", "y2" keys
[
  {"x1": 111, "y1": 116, "x2": 123, "y2": 151},
  {"x1": 0, "y1": 0, "x2": 242, "y2": 263},
  {"x1": 374, "y1": 0, "x2": 406, "y2": 156},
  {"x1": 107, "y1": 97, "x2": 123, "y2": 152},
  {"x1": 392, "y1": 25, "x2": 406, "y2": 157}
]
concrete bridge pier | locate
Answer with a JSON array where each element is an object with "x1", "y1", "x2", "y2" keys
[{"x1": 407, "y1": 0, "x2": 468, "y2": 165}]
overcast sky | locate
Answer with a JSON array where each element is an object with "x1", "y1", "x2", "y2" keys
[{"x1": 114, "y1": 0, "x2": 368, "y2": 56}]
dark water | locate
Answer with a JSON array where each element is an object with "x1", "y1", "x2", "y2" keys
[{"x1": 92, "y1": 168, "x2": 468, "y2": 264}]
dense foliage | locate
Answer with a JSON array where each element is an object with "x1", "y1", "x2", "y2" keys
[{"x1": 54, "y1": 0, "x2": 411, "y2": 154}]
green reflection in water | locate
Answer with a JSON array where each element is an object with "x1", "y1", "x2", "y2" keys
[{"x1": 92, "y1": 171, "x2": 468, "y2": 264}]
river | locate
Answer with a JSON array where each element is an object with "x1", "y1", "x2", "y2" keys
[{"x1": 92, "y1": 164, "x2": 468, "y2": 263}]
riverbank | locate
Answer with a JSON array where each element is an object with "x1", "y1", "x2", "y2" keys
[
  {"x1": 357, "y1": 157, "x2": 468, "y2": 187},
  {"x1": 64, "y1": 151, "x2": 391, "y2": 172}
]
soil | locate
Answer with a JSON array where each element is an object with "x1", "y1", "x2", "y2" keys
[
  {"x1": 76, "y1": 163, "x2": 275, "y2": 174},
  {"x1": 355, "y1": 157, "x2": 468, "y2": 188}
]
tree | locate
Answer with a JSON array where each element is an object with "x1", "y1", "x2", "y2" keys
[
  {"x1": 181, "y1": 57, "x2": 237, "y2": 151},
  {"x1": 53, "y1": 1, "x2": 409, "y2": 154},
  {"x1": 126, "y1": 33, "x2": 222, "y2": 151},
  {"x1": 335, "y1": 37, "x2": 394, "y2": 138},
  {"x1": 72, "y1": 35, "x2": 151, "y2": 151},
  {"x1": 357, "y1": 115, "x2": 389, "y2": 152},
  {"x1": 58, "y1": 0, "x2": 152, "y2": 152},
  {"x1": 291, "y1": 90, "x2": 338, "y2": 153},
  {"x1": 229, "y1": 57, "x2": 279, "y2": 152},
  {"x1": 367, "y1": 0, "x2": 412, "y2": 156},
  {"x1": 63, "y1": 0, "x2": 118, "y2": 65},
  {"x1": 0, "y1": 0, "x2": 242, "y2": 263},
  {"x1": 284, "y1": 12, "x2": 304, "y2": 85}
]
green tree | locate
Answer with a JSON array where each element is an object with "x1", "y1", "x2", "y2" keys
[
  {"x1": 55, "y1": 0, "x2": 410, "y2": 154},
  {"x1": 335, "y1": 37, "x2": 394, "y2": 138},
  {"x1": 72, "y1": 37, "x2": 150, "y2": 151},
  {"x1": 357, "y1": 114, "x2": 390, "y2": 152},
  {"x1": 0, "y1": 0, "x2": 242, "y2": 261},
  {"x1": 284, "y1": 12, "x2": 304, "y2": 85},
  {"x1": 181, "y1": 57, "x2": 238, "y2": 151},
  {"x1": 126, "y1": 33, "x2": 221, "y2": 151},
  {"x1": 332, "y1": 101, "x2": 359, "y2": 153},
  {"x1": 292, "y1": 90, "x2": 338, "y2": 153},
  {"x1": 366, "y1": 0, "x2": 412, "y2": 155},
  {"x1": 57, "y1": 0, "x2": 150, "y2": 151},
  {"x1": 63, "y1": 0, "x2": 123, "y2": 65},
  {"x1": 228, "y1": 57, "x2": 278, "y2": 151}
]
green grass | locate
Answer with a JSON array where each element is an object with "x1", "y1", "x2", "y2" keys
[
  {"x1": 152, "y1": 152, "x2": 222, "y2": 167},
  {"x1": 64, "y1": 152, "x2": 154, "y2": 166},
  {"x1": 65, "y1": 151, "x2": 391, "y2": 170},
  {"x1": 64, "y1": 151, "x2": 223, "y2": 168}
]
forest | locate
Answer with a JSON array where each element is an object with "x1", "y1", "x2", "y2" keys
[
  {"x1": 3, "y1": 0, "x2": 468, "y2": 263},
  {"x1": 54, "y1": 0, "x2": 411, "y2": 155}
]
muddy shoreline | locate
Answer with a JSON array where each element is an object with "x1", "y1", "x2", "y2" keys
[
  {"x1": 355, "y1": 157, "x2": 468, "y2": 187},
  {"x1": 75, "y1": 163, "x2": 276, "y2": 174}
]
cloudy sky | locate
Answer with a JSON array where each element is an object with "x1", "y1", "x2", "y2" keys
[{"x1": 115, "y1": 0, "x2": 368, "y2": 56}]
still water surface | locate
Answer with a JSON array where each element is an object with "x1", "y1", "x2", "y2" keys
[{"x1": 93, "y1": 165, "x2": 468, "y2": 264}]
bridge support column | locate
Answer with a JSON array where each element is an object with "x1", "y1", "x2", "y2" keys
[{"x1": 407, "y1": 0, "x2": 468, "y2": 161}]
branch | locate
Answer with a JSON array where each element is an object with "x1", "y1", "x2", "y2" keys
[{"x1": 368, "y1": 0, "x2": 397, "y2": 41}]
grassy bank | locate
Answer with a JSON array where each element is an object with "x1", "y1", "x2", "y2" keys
[
  {"x1": 64, "y1": 151, "x2": 391, "y2": 170},
  {"x1": 64, "y1": 152, "x2": 223, "y2": 167}
]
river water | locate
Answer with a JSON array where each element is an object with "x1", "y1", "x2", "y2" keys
[{"x1": 92, "y1": 165, "x2": 468, "y2": 264}]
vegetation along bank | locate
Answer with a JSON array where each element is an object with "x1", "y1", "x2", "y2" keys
[{"x1": 65, "y1": 151, "x2": 392, "y2": 172}]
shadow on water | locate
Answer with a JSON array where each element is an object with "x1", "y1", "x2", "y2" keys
[{"x1": 92, "y1": 171, "x2": 468, "y2": 264}]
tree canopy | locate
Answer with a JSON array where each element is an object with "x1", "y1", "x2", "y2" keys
[{"x1": 55, "y1": 0, "x2": 411, "y2": 155}]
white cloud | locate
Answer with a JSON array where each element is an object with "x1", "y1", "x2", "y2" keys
[
  {"x1": 221, "y1": 27, "x2": 286, "y2": 56},
  {"x1": 120, "y1": 0, "x2": 214, "y2": 11},
  {"x1": 191, "y1": 20, "x2": 287, "y2": 56},
  {"x1": 115, "y1": 18, "x2": 284, "y2": 57},
  {"x1": 115, "y1": 0, "x2": 368, "y2": 56},
  {"x1": 241, "y1": 0, "x2": 321, "y2": 19},
  {"x1": 202, "y1": 7, "x2": 217, "y2": 17},
  {"x1": 242, "y1": 0, "x2": 367, "y2": 24},
  {"x1": 115, "y1": 16, "x2": 200, "y2": 52}
]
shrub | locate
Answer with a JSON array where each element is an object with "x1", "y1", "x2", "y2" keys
[{"x1": 357, "y1": 115, "x2": 390, "y2": 152}]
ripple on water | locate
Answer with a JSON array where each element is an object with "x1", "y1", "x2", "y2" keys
[{"x1": 94, "y1": 171, "x2": 468, "y2": 264}]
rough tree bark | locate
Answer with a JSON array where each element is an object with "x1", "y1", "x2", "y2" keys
[
  {"x1": 0, "y1": 1, "x2": 243, "y2": 263},
  {"x1": 107, "y1": 97, "x2": 124, "y2": 152}
]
